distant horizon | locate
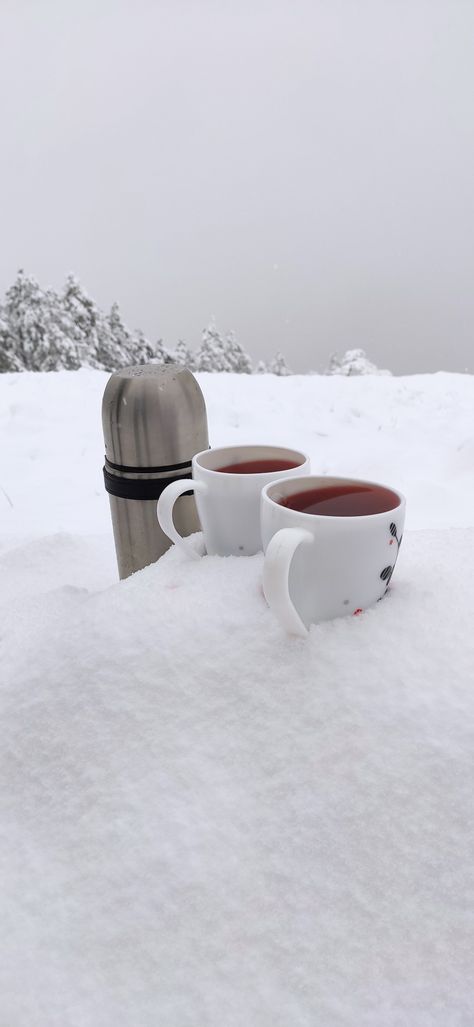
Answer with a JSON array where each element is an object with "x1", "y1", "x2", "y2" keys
[{"x1": 4, "y1": 266, "x2": 469, "y2": 376}]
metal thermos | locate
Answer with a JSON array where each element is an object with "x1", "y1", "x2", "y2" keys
[{"x1": 102, "y1": 363, "x2": 209, "y2": 579}]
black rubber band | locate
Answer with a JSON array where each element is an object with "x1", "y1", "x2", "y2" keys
[
  {"x1": 104, "y1": 456, "x2": 193, "y2": 474},
  {"x1": 103, "y1": 467, "x2": 193, "y2": 501}
]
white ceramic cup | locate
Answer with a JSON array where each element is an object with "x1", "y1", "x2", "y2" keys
[
  {"x1": 261, "y1": 475, "x2": 406, "y2": 636},
  {"x1": 157, "y1": 445, "x2": 310, "y2": 559}
]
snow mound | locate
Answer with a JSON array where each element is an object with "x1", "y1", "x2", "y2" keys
[
  {"x1": 326, "y1": 348, "x2": 392, "y2": 375},
  {"x1": 1, "y1": 527, "x2": 474, "y2": 1025}
]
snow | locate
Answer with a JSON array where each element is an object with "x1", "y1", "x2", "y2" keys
[
  {"x1": 2, "y1": 368, "x2": 473, "y2": 538},
  {"x1": 1, "y1": 369, "x2": 474, "y2": 1025}
]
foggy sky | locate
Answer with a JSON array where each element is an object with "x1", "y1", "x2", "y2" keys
[{"x1": 0, "y1": 0, "x2": 473, "y2": 373}]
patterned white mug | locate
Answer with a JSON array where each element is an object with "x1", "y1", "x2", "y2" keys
[
  {"x1": 261, "y1": 475, "x2": 406, "y2": 636},
  {"x1": 157, "y1": 445, "x2": 310, "y2": 559}
]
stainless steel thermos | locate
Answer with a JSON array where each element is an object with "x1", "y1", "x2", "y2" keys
[{"x1": 102, "y1": 363, "x2": 209, "y2": 578}]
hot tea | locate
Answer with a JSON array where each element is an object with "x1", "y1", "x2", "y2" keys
[
  {"x1": 279, "y1": 482, "x2": 400, "y2": 517},
  {"x1": 216, "y1": 458, "x2": 300, "y2": 475}
]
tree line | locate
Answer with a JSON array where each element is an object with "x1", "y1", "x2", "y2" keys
[
  {"x1": 0, "y1": 271, "x2": 291, "y2": 375},
  {"x1": 0, "y1": 271, "x2": 389, "y2": 376}
]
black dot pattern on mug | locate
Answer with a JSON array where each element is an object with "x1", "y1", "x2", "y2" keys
[{"x1": 378, "y1": 521, "x2": 403, "y2": 595}]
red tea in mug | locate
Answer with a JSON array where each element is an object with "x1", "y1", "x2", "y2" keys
[
  {"x1": 279, "y1": 483, "x2": 400, "y2": 517},
  {"x1": 216, "y1": 459, "x2": 300, "y2": 475}
]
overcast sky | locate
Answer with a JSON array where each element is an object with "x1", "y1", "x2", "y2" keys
[{"x1": 0, "y1": 0, "x2": 473, "y2": 372}]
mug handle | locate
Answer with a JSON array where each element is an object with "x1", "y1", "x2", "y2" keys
[
  {"x1": 157, "y1": 479, "x2": 208, "y2": 560},
  {"x1": 262, "y1": 528, "x2": 314, "y2": 637}
]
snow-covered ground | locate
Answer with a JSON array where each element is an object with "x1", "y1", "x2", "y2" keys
[{"x1": 1, "y1": 370, "x2": 474, "y2": 1026}]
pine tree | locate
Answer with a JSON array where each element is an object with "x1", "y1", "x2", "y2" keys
[
  {"x1": 171, "y1": 339, "x2": 198, "y2": 370},
  {"x1": 195, "y1": 320, "x2": 252, "y2": 373},
  {"x1": 196, "y1": 320, "x2": 233, "y2": 372},
  {"x1": 134, "y1": 330, "x2": 168, "y2": 365},
  {"x1": 107, "y1": 302, "x2": 135, "y2": 365},
  {"x1": 267, "y1": 351, "x2": 291, "y2": 376},
  {"x1": 254, "y1": 359, "x2": 268, "y2": 374},
  {"x1": 224, "y1": 330, "x2": 253, "y2": 373},
  {"x1": 0, "y1": 307, "x2": 22, "y2": 372},
  {"x1": 43, "y1": 286, "x2": 82, "y2": 369},
  {"x1": 325, "y1": 348, "x2": 391, "y2": 376},
  {"x1": 4, "y1": 271, "x2": 49, "y2": 370},
  {"x1": 2, "y1": 271, "x2": 79, "y2": 371},
  {"x1": 62, "y1": 274, "x2": 104, "y2": 368},
  {"x1": 106, "y1": 306, "x2": 164, "y2": 367},
  {"x1": 62, "y1": 279, "x2": 162, "y2": 371}
]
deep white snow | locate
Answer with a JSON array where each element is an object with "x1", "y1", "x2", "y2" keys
[{"x1": 1, "y1": 369, "x2": 474, "y2": 1026}]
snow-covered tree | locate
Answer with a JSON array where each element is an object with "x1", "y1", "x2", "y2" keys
[
  {"x1": 105, "y1": 304, "x2": 162, "y2": 368},
  {"x1": 224, "y1": 330, "x2": 253, "y2": 373},
  {"x1": 267, "y1": 351, "x2": 292, "y2": 376},
  {"x1": 61, "y1": 274, "x2": 103, "y2": 368},
  {"x1": 4, "y1": 271, "x2": 50, "y2": 370},
  {"x1": 254, "y1": 359, "x2": 268, "y2": 374},
  {"x1": 62, "y1": 276, "x2": 131, "y2": 370},
  {"x1": 0, "y1": 307, "x2": 22, "y2": 372},
  {"x1": 62, "y1": 276, "x2": 164, "y2": 370},
  {"x1": 145, "y1": 336, "x2": 175, "y2": 365},
  {"x1": 195, "y1": 320, "x2": 253, "y2": 373},
  {"x1": 0, "y1": 272, "x2": 290, "y2": 374},
  {"x1": 42, "y1": 287, "x2": 81, "y2": 369},
  {"x1": 2, "y1": 271, "x2": 79, "y2": 371},
  {"x1": 133, "y1": 328, "x2": 158, "y2": 364},
  {"x1": 106, "y1": 302, "x2": 137, "y2": 366},
  {"x1": 325, "y1": 348, "x2": 391, "y2": 376},
  {"x1": 196, "y1": 320, "x2": 234, "y2": 372},
  {"x1": 160, "y1": 339, "x2": 178, "y2": 364},
  {"x1": 0, "y1": 272, "x2": 167, "y2": 372},
  {"x1": 171, "y1": 339, "x2": 199, "y2": 371}
]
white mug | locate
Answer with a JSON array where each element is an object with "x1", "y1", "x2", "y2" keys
[
  {"x1": 157, "y1": 445, "x2": 310, "y2": 559},
  {"x1": 261, "y1": 475, "x2": 406, "y2": 636}
]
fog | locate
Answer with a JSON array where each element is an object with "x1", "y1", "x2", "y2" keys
[{"x1": 1, "y1": 0, "x2": 473, "y2": 372}]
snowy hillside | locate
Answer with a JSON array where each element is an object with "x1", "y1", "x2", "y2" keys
[{"x1": 2, "y1": 369, "x2": 474, "y2": 1026}]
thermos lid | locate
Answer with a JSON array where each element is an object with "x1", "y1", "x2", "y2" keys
[{"x1": 102, "y1": 363, "x2": 208, "y2": 471}]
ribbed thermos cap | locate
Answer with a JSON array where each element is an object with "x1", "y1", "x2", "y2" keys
[{"x1": 102, "y1": 363, "x2": 208, "y2": 471}]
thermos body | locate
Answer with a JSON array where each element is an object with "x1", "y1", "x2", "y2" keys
[{"x1": 102, "y1": 364, "x2": 209, "y2": 579}]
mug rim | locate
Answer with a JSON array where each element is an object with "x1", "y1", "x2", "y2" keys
[
  {"x1": 193, "y1": 444, "x2": 310, "y2": 477},
  {"x1": 262, "y1": 475, "x2": 405, "y2": 520}
]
